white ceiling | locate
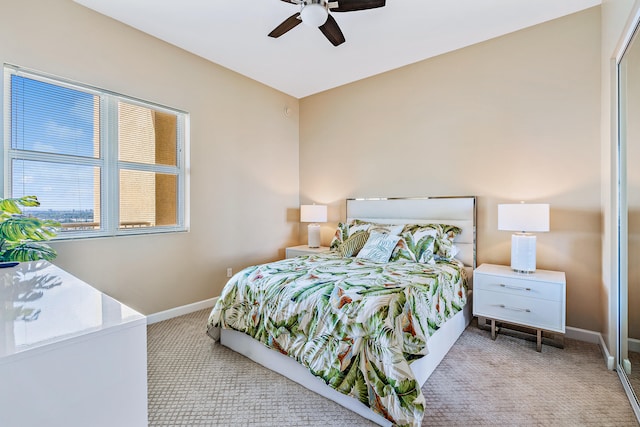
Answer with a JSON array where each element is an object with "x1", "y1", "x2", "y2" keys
[{"x1": 73, "y1": 0, "x2": 600, "y2": 99}]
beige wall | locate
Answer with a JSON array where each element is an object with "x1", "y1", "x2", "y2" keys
[
  {"x1": 0, "y1": 0, "x2": 301, "y2": 314},
  {"x1": 300, "y1": 8, "x2": 602, "y2": 331}
]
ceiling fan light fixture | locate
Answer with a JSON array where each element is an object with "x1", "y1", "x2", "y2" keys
[
  {"x1": 301, "y1": 3, "x2": 328, "y2": 27},
  {"x1": 269, "y1": 0, "x2": 386, "y2": 46}
]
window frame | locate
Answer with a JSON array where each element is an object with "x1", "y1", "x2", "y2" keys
[{"x1": 3, "y1": 64, "x2": 190, "y2": 239}]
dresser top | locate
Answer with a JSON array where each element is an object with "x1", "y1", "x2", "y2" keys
[
  {"x1": 0, "y1": 261, "x2": 145, "y2": 361},
  {"x1": 475, "y1": 263, "x2": 566, "y2": 283}
]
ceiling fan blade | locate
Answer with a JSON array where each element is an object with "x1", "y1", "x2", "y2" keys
[
  {"x1": 280, "y1": 0, "x2": 302, "y2": 3},
  {"x1": 268, "y1": 13, "x2": 302, "y2": 38},
  {"x1": 319, "y1": 15, "x2": 345, "y2": 46},
  {"x1": 330, "y1": 0, "x2": 385, "y2": 12}
]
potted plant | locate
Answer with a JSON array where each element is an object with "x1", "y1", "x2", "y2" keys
[{"x1": 0, "y1": 195, "x2": 59, "y2": 263}]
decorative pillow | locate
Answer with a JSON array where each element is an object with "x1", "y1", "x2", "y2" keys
[
  {"x1": 432, "y1": 224, "x2": 462, "y2": 260},
  {"x1": 351, "y1": 220, "x2": 404, "y2": 236},
  {"x1": 330, "y1": 222, "x2": 350, "y2": 250},
  {"x1": 329, "y1": 221, "x2": 372, "y2": 250},
  {"x1": 357, "y1": 231, "x2": 401, "y2": 263},
  {"x1": 390, "y1": 225, "x2": 438, "y2": 264},
  {"x1": 337, "y1": 230, "x2": 370, "y2": 257},
  {"x1": 329, "y1": 220, "x2": 389, "y2": 250}
]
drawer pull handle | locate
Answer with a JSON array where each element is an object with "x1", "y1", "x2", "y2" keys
[
  {"x1": 498, "y1": 304, "x2": 531, "y2": 313},
  {"x1": 499, "y1": 284, "x2": 531, "y2": 291}
]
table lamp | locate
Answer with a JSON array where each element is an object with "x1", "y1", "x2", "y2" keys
[
  {"x1": 498, "y1": 203, "x2": 549, "y2": 273},
  {"x1": 300, "y1": 204, "x2": 327, "y2": 248}
]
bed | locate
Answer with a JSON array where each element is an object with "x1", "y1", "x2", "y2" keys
[{"x1": 207, "y1": 197, "x2": 476, "y2": 427}]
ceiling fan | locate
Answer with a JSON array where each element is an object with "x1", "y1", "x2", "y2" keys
[{"x1": 268, "y1": 0, "x2": 386, "y2": 47}]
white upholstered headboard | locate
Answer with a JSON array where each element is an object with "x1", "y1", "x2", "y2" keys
[{"x1": 346, "y1": 197, "x2": 477, "y2": 269}]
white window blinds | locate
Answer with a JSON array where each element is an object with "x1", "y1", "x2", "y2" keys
[{"x1": 5, "y1": 65, "x2": 188, "y2": 238}]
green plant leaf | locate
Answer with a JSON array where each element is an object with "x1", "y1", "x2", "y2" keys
[
  {"x1": 0, "y1": 217, "x2": 59, "y2": 243},
  {"x1": 0, "y1": 199, "x2": 23, "y2": 215},
  {"x1": 0, "y1": 196, "x2": 40, "y2": 214},
  {"x1": 0, "y1": 195, "x2": 59, "y2": 262},
  {"x1": 2, "y1": 242, "x2": 57, "y2": 262}
]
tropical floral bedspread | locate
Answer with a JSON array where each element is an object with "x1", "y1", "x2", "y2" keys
[{"x1": 206, "y1": 252, "x2": 467, "y2": 427}]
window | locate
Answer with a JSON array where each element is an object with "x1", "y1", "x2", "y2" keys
[{"x1": 4, "y1": 65, "x2": 188, "y2": 238}]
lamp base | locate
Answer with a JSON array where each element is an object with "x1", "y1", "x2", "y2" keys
[
  {"x1": 511, "y1": 233, "x2": 537, "y2": 273},
  {"x1": 307, "y1": 224, "x2": 321, "y2": 248}
]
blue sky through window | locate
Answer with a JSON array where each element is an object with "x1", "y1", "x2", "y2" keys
[{"x1": 11, "y1": 75, "x2": 97, "y2": 212}]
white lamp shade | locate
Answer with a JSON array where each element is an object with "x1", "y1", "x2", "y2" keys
[
  {"x1": 300, "y1": 205, "x2": 327, "y2": 223},
  {"x1": 498, "y1": 203, "x2": 549, "y2": 232},
  {"x1": 300, "y1": 3, "x2": 328, "y2": 27}
]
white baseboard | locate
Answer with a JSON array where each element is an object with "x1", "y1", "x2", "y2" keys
[
  {"x1": 601, "y1": 335, "x2": 616, "y2": 370},
  {"x1": 629, "y1": 338, "x2": 640, "y2": 353},
  {"x1": 566, "y1": 326, "x2": 615, "y2": 370},
  {"x1": 565, "y1": 326, "x2": 600, "y2": 343},
  {"x1": 147, "y1": 297, "x2": 218, "y2": 325}
]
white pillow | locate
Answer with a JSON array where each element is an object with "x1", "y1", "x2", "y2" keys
[
  {"x1": 348, "y1": 222, "x2": 372, "y2": 237},
  {"x1": 368, "y1": 223, "x2": 404, "y2": 236},
  {"x1": 357, "y1": 231, "x2": 401, "y2": 263}
]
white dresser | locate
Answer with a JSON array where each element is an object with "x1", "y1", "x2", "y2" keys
[
  {"x1": 473, "y1": 263, "x2": 566, "y2": 351},
  {"x1": 0, "y1": 261, "x2": 148, "y2": 427}
]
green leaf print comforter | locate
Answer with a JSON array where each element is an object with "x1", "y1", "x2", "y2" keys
[{"x1": 207, "y1": 252, "x2": 467, "y2": 427}]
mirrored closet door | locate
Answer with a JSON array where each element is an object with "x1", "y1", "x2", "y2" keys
[{"x1": 618, "y1": 9, "x2": 640, "y2": 420}]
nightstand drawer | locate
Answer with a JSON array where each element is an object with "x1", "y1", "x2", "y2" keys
[
  {"x1": 285, "y1": 245, "x2": 330, "y2": 258},
  {"x1": 474, "y1": 290, "x2": 564, "y2": 332},
  {"x1": 474, "y1": 273, "x2": 563, "y2": 302}
]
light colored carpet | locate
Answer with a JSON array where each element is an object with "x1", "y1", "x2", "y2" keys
[{"x1": 148, "y1": 309, "x2": 639, "y2": 426}]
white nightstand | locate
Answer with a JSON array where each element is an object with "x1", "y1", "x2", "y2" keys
[
  {"x1": 473, "y1": 263, "x2": 566, "y2": 352},
  {"x1": 285, "y1": 245, "x2": 331, "y2": 258}
]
